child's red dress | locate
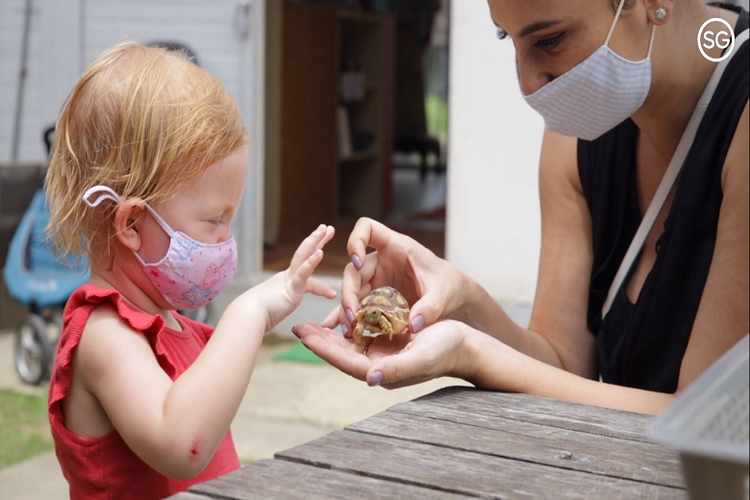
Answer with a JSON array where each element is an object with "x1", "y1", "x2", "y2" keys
[{"x1": 48, "y1": 284, "x2": 241, "y2": 499}]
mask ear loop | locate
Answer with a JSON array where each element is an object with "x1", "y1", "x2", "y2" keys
[
  {"x1": 604, "y1": 0, "x2": 628, "y2": 47},
  {"x1": 82, "y1": 186, "x2": 120, "y2": 207},
  {"x1": 646, "y1": 23, "x2": 656, "y2": 59},
  {"x1": 604, "y1": 0, "x2": 657, "y2": 59},
  {"x1": 81, "y1": 185, "x2": 176, "y2": 238}
]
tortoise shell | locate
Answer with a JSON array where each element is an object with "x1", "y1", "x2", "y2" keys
[{"x1": 354, "y1": 286, "x2": 410, "y2": 335}]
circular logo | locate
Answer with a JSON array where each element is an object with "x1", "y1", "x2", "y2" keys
[{"x1": 698, "y1": 18, "x2": 736, "y2": 62}]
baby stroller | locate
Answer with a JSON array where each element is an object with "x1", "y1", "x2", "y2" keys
[
  {"x1": 1, "y1": 126, "x2": 87, "y2": 384},
  {"x1": 3, "y1": 197, "x2": 90, "y2": 385}
]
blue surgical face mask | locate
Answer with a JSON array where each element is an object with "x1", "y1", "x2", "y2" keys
[{"x1": 521, "y1": 0, "x2": 656, "y2": 141}]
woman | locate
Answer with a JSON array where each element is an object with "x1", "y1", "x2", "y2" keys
[{"x1": 295, "y1": 0, "x2": 749, "y2": 415}]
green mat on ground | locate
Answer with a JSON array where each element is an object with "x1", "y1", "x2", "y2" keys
[{"x1": 274, "y1": 341, "x2": 327, "y2": 364}]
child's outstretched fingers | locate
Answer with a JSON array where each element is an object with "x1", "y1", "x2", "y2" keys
[
  {"x1": 289, "y1": 225, "x2": 335, "y2": 275},
  {"x1": 306, "y1": 278, "x2": 337, "y2": 299},
  {"x1": 290, "y1": 248, "x2": 324, "y2": 294},
  {"x1": 258, "y1": 226, "x2": 335, "y2": 332},
  {"x1": 319, "y1": 225, "x2": 335, "y2": 248},
  {"x1": 289, "y1": 224, "x2": 336, "y2": 296}
]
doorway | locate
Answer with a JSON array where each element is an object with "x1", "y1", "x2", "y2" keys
[{"x1": 263, "y1": 0, "x2": 450, "y2": 275}]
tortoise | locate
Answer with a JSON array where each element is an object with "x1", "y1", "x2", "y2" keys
[{"x1": 353, "y1": 286, "x2": 411, "y2": 354}]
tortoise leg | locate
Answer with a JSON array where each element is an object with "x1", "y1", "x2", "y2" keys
[
  {"x1": 378, "y1": 316, "x2": 394, "y2": 340},
  {"x1": 353, "y1": 323, "x2": 365, "y2": 349}
]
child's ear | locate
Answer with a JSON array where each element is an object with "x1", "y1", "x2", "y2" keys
[{"x1": 114, "y1": 199, "x2": 146, "y2": 252}]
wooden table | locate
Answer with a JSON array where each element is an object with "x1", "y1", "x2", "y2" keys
[{"x1": 170, "y1": 387, "x2": 687, "y2": 499}]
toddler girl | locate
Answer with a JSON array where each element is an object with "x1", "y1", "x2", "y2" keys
[{"x1": 45, "y1": 41, "x2": 336, "y2": 499}]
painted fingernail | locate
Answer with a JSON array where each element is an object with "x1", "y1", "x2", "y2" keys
[
  {"x1": 369, "y1": 371, "x2": 384, "y2": 387},
  {"x1": 410, "y1": 315, "x2": 425, "y2": 333},
  {"x1": 342, "y1": 324, "x2": 349, "y2": 336},
  {"x1": 346, "y1": 308, "x2": 356, "y2": 324},
  {"x1": 352, "y1": 254, "x2": 363, "y2": 270}
]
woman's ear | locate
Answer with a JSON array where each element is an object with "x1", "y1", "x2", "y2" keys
[{"x1": 114, "y1": 199, "x2": 146, "y2": 252}]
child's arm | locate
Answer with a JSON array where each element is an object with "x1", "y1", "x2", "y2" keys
[{"x1": 75, "y1": 226, "x2": 336, "y2": 479}]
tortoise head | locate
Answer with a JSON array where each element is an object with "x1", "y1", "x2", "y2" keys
[{"x1": 364, "y1": 308, "x2": 382, "y2": 325}]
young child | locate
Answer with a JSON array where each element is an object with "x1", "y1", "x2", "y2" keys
[{"x1": 45, "y1": 41, "x2": 336, "y2": 499}]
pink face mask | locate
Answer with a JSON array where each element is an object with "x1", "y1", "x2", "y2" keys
[{"x1": 83, "y1": 186, "x2": 237, "y2": 310}]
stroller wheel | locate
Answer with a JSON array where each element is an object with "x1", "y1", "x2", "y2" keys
[
  {"x1": 14, "y1": 314, "x2": 52, "y2": 385},
  {"x1": 43, "y1": 309, "x2": 64, "y2": 372}
]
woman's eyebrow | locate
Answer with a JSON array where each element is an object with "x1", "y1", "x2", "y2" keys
[
  {"x1": 491, "y1": 17, "x2": 562, "y2": 38},
  {"x1": 518, "y1": 20, "x2": 563, "y2": 38}
]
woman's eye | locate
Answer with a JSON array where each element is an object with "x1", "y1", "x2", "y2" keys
[{"x1": 535, "y1": 32, "x2": 565, "y2": 49}]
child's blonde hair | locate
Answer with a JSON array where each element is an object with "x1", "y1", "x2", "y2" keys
[{"x1": 45, "y1": 41, "x2": 247, "y2": 267}]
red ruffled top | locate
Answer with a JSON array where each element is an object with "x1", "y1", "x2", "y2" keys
[{"x1": 48, "y1": 284, "x2": 240, "y2": 499}]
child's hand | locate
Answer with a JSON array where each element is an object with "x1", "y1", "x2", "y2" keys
[{"x1": 255, "y1": 224, "x2": 337, "y2": 331}]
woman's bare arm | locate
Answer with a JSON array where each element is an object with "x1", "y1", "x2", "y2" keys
[
  {"x1": 458, "y1": 129, "x2": 597, "y2": 378},
  {"x1": 676, "y1": 102, "x2": 749, "y2": 392}
]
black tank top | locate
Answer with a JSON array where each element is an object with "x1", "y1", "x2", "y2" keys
[{"x1": 578, "y1": 7, "x2": 748, "y2": 394}]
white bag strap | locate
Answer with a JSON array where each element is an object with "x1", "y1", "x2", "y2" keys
[{"x1": 602, "y1": 29, "x2": 749, "y2": 318}]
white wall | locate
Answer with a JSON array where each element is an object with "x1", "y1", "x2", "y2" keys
[
  {"x1": 0, "y1": 0, "x2": 265, "y2": 323},
  {"x1": 0, "y1": 0, "x2": 257, "y2": 171},
  {"x1": 446, "y1": 1, "x2": 544, "y2": 304},
  {"x1": 0, "y1": 0, "x2": 82, "y2": 163},
  {"x1": 82, "y1": 1, "x2": 245, "y2": 115}
]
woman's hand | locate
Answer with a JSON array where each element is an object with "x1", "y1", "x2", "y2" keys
[
  {"x1": 293, "y1": 319, "x2": 471, "y2": 389},
  {"x1": 250, "y1": 225, "x2": 338, "y2": 332},
  {"x1": 324, "y1": 217, "x2": 474, "y2": 336},
  {"x1": 296, "y1": 318, "x2": 677, "y2": 414}
]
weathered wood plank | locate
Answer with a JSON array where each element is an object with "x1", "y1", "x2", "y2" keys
[
  {"x1": 276, "y1": 430, "x2": 686, "y2": 499},
  {"x1": 401, "y1": 387, "x2": 659, "y2": 443},
  {"x1": 189, "y1": 459, "x2": 473, "y2": 500},
  {"x1": 346, "y1": 407, "x2": 685, "y2": 488}
]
